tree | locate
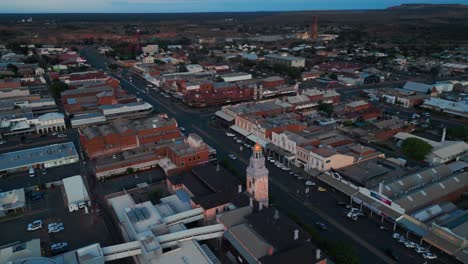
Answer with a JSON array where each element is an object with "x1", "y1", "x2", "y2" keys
[
  {"x1": 49, "y1": 80, "x2": 68, "y2": 98},
  {"x1": 401, "y1": 138, "x2": 432, "y2": 161},
  {"x1": 447, "y1": 126, "x2": 468, "y2": 141},
  {"x1": 126, "y1": 167, "x2": 135, "y2": 174},
  {"x1": 318, "y1": 101, "x2": 334, "y2": 117}
]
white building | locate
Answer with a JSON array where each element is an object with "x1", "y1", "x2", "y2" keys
[
  {"x1": 142, "y1": 45, "x2": 159, "y2": 55},
  {"x1": 63, "y1": 175, "x2": 90, "y2": 212},
  {"x1": 394, "y1": 132, "x2": 468, "y2": 165},
  {"x1": 264, "y1": 54, "x2": 305, "y2": 68},
  {"x1": 221, "y1": 72, "x2": 252, "y2": 82},
  {"x1": 296, "y1": 145, "x2": 354, "y2": 172},
  {"x1": 0, "y1": 188, "x2": 25, "y2": 217},
  {"x1": 186, "y1": 64, "x2": 204, "y2": 73},
  {"x1": 35, "y1": 112, "x2": 66, "y2": 133}
]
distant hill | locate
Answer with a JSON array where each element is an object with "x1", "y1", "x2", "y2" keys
[{"x1": 387, "y1": 4, "x2": 468, "y2": 10}]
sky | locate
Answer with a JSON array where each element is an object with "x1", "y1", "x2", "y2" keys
[{"x1": 1, "y1": 0, "x2": 467, "y2": 13}]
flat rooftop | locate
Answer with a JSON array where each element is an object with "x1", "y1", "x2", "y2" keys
[{"x1": 0, "y1": 142, "x2": 78, "y2": 171}]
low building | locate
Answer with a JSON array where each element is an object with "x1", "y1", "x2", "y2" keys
[
  {"x1": 167, "y1": 162, "x2": 243, "y2": 223},
  {"x1": 221, "y1": 72, "x2": 252, "y2": 82},
  {"x1": 0, "y1": 142, "x2": 79, "y2": 173},
  {"x1": 107, "y1": 192, "x2": 223, "y2": 264},
  {"x1": 62, "y1": 175, "x2": 90, "y2": 211},
  {"x1": 264, "y1": 54, "x2": 305, "y2": 68},
  {"x1": 0, "y1": 239, "x2": 41, "y2": 263},
  {"x1": 394, "y1": 132, "x2": 468, "y2": 165},
  {"x1": 0, "y1": 188, "x2": 25, "y2": 217},
  {"x1": 421, "y1": 97, "x2": 468, "y2": 118}
]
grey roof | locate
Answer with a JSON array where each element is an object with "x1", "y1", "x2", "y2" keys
[
  {"x1": 265, "y1": 54, "x2": 305, "y2": 61},
  {"x1": 0, "y1": 142, "x2": 78, "y2": 171},
  {"x1": 403, "y1": 81, "x2": 434, "y2": 93}
]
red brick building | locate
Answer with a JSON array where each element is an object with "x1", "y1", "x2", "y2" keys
[{"x1": 79, "y1": 116, "x2": 180, "y2": 159}]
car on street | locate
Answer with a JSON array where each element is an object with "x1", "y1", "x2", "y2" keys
[
  {"x1": 57, "y1": 133, "x2": 67, "y2": 138},
  {"x1": 379, "y1": 226, "x2": 390, "y2": 230},
  {"x1": 180, "y1": 127, "x2": 186, "y2": 132},
  {"x1": 305, "y1": 181, "x2": 316, "y2": 186},
  {"x1": 225, "y1": 132, "x2": 235, "y2": 137},
  {"x1": 397, "y1": 236, "x2": 406, "y2": 243},
  {"x1": 228, "y1": 154, "x2": 237, "y2": 160},
  {"x1": 315, "y1": 222, "x2": 327, "y2": 230},
  {"x1": 236, "y1": 140, "x2": 243, "y2": 144},
  {"x1": 392, "y1": 232, "x2": 401, "y2": 239},
  {"x1": 30, "y1": 191, "x2": 44, "y2": 201},
  {"x1": 317, "y1": 186, "x2": 327, "y2": 192},
  {"x1": 52, "y1": 132, "x2": 58, "y2": 136},
  {"x1": 422, "y1": 252, "x2": 437, "y2": 260},
  {"x1": 51, "y1": 242, "x2": 68, "y2": 254},
  {"x1": 0, "y1": 139, "x2": 6, "y2": 144},
  {"x1": 289, "y1": 171, "x2": 295, "y2": 175},
  {"x1": 29, "y1": 167, "x2": 35, "y2": 178},
  {"x1": 297, "y1": 176, "x2": 304, "y2": 180},
  {"x1": 415, "y1": 246, "x2": 428, "y2": 253},
  {"x1": 48, "y1": 223, "x2": 64, "y2": 233},
  {"x1": 269, "y1": 159, "x2": 276, "y2": 163},
  {"x1": 27, "y1": 220, "x2": 43, "y2": 231},
  {"x1": 404, "y1": 241, "x2": 417, "y2": 248}
]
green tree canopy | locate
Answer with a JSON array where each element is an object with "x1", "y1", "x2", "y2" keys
[
  {"x1": 49, "y1": 80, "x2": 68, "y2": 98},
  {"x1": 401, "y1": 138, "x2": 433, "y2": 161}
]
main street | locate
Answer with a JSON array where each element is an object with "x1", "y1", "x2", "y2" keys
[{"x1": 80, "y1": 48, "x2": 448, "y2": 264}]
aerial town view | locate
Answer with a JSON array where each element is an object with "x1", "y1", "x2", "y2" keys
[{"x1": 0, "y1": 1, "x2": 468, "y2": 264}]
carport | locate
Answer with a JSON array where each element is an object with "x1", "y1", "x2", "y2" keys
[{"x1": 63, "y1": 175, "x2": 90, "y2": 212}]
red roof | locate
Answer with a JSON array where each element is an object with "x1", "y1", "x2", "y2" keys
[{"x1": 0, "y1": 78, "x2": 21, "y2": 89}]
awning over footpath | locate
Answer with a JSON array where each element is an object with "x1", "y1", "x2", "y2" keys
[
  {"x1": 396, "y1": 215, "x2": 429, "y2": 237},
  {"x1": 317, "y1": 173, "x2": 359, "y2": 196},
  {"x1": 215, "y1": 110, "x2": 234, "y2": 122},
  {"x1": 230, "y1": 125, "x2": 251, "y2": 137},
  {"x1": 246, "y1": 134, "x2": 269, "y2": 148}
]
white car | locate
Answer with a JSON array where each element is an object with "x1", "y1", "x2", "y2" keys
[
  {"x1": 289, "y1": 171, "x2": 295, "y2": 175},
  {"x1": 269, "y1": 159, "x2": 276, "y2": 163},
  {"x1": 415, "y1": 246, "x2": 428, "y2": 253},
  {"x1": 27, "y1": 220, "x2": 43, "y2": 231},
  {"x1": 48, "y1": 222, "x2": 64, "y2": 233},
  {"x1": 305, "y1": 181, "x2": 316, "y2": 186},
  {"x1": 0, "y1": 139, "x2": 6, "y2": 145},
  {"x1": 392, "y1": 233, "x2": 401, "y2": 239},
  {"x1": 180, "y1": 127, "x2": 186, "y2": 132},
  {"x1": 228, "y1": 154, "x2": 237, "y2": 160},
  {"x1": 422, "y1": 252, "x2": 437, "y2": 260},
  {"x1": 225, "y1": 132, "x2": 235, "y2": 137},
  {"x1": 57, "y1": 134, "x2": 67, "y2": 138},
  {"x1": 51, "y1": 242, "x2": 68, "y2": 251},
  {"x1": 404, "y1": 241, "x2": 417, "y2": 248}
]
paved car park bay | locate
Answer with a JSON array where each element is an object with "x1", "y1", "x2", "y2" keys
[{"x1": 0, "y1": 186, "x2": 115, "y2": 257}]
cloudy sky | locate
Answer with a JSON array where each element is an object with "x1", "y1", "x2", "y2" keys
[{"x1": 2, "y1": 0, "x2": 467, "y2": 13}]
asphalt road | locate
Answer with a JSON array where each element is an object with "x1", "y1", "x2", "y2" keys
[{"x1": 81, "y1": 49, "x2": 457, "y2": 264}]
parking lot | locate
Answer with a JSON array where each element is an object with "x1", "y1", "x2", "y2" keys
[{"x1": 0, "y1": 186, "x2": 114, "y2": 257}]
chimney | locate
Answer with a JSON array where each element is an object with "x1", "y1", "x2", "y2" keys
[
  {"x1": 316, "y1": 249, "x2": 321, "y2": 260},
  {"x1": 238, "y1": 184, "x2": 242, "y2": 193},
  {"x1": 293, "y1": 229, "x2": 299, "y2": 240},
  {"x1": 441, "y1": 127, "x2": 446, "y2": 142},
  {"x1": 259, "y1": 202, "x2": 263, "y2": 211},
  {"x1": 249, "y1": 197, "x2": 253, "y2": 208}
]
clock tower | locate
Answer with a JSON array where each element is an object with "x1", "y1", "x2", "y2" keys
[{"x1": 246, "y1": 142, "x2": 269, "y2": 207}]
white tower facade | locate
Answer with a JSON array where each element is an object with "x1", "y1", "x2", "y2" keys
[{"x1": 246, "y1": 142, "x2": 269, "y2": 207}]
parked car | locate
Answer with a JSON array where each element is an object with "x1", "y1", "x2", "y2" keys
[
  {"x1": 228, "y1": 154, "x2": 237, "y2": 160},
  {"x1": 48, "y1": 223, "x2": 64, "y2": 233},
  {"x1": 29, "y1": 167, "x2": 35, "y2": 178},
  {"x1": 180, "y1": 127, "x2": 186, "y2": 132},
  {"x1": 225, "y1": 132, "x2": 235, "y2": 137},
  {"x1": 30, "y1": 191, "x2": 44, "y2": 201},
  {"x1": 315, "y1": 222, "x2": 327, "y2": 230},
  {"x1": 51, "y1": 242, "x2": 68, "y2": 254},
  {"x1": 317, "y1": 186, "x2": 327, "y2": 192},
  {"x1": 57, "y1": 133, "x2": 67, "y2": 138},
  {"x1": 422, "y1": 252, "x2": 437, "y2": 260},
  {"x1": 27, "y1": 220, "x2": 43, "y2": 231},
  {"x1": 379, "y1": 226, "x2": 390, "y2": 230},
  {"x1": 392, "y1": 233, "x2": 401, "y2": 239},
  {"x1": 415, "y1": 246, "x2": 428, "y2": 253},
  {"x1": 404, "y1": 241, "x2": 417, "y2": 248},
  {"x1": 305, "y1": 181, "x2": 316, "y2": 186},
  {"x1": 0, "y1": 139, "x2": 6, "y2": 144}
]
